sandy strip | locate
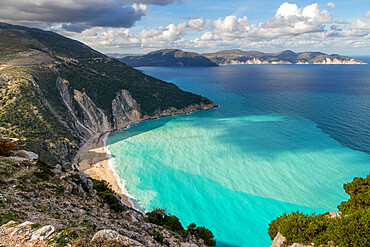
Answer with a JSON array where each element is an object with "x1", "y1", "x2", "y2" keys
[{"x1": 74, "y1": 133, "x2": 132, "y2": 208}]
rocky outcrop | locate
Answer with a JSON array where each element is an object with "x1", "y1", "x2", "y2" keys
[
  {"x1": 30, "y1": 225, "x2": 56, "y2": 241},
  {"x1": 0, "y1": 221, "x2": 55, "y2": 246},
  {"x1": 0, "y1": 155, "x2": 211, "y2": 247},
  {"x1": 270, "y1": 232, "x2": 314, "y2": 247},
  {"x1": 73, "y1": 89, "x2": 111, "y2": 134},
  {"x1": 270, "y1": 232, "x2": 287, "y2": 247},
  {"x1": 112, "y1": 89, "x2": 142, "y2": 129},
  {"x1": 57, "y1": 77, "x2": 217, "y2": 145},
  {"x1": 91, "y1": 229, "x2": 143, "y2": 246},
  {"x1": 56, "y1": 77, "x2": 94, "y2": 140},
  {"x1": 14, "y1": 150, "x2": 38, "y2": 160}
]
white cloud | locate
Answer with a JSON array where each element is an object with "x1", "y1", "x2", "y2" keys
[
  {"x1": 327, "y1": 2, "x2": 336, "y2": 9},
  {"x1": 77, "y1": 18, "x2": 208, "y2": 51},
  {"x1": 72, "y1": 2, "x2": 369, "y2": 54},
  {"x1": 0, "y1": 0, "x2": 149, "y2": 31},
  {"x1": 211, "y1": 3, "x2": 331, "y2": 39},
  {"x1": 366, "y1": 10, "x2": 370, "y2": 18}
]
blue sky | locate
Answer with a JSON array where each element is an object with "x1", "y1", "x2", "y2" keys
[{"x1": 0, "y1": 0, "x2": 369, "y2": 55}]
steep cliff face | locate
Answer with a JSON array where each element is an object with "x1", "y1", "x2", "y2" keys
[
  {"x1": 56, "y1": 76, "x2": 216, "y2": 141},
  {"x1": 112, "y1": 89, "x2": 142, "y2": 130},
  {"x1": 73, "y1": 89, "x2": 111, "y2": 134},
  {"x1": 56, "y1": 77, "x2": 94, "y2": 140}
]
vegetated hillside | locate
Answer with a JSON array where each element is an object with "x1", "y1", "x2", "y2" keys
[
  {"x1": 0, "y1": 23, "x2": 215, "y2": 163},
  {"x1": 203, "y1": 49, "x2": 366, "y2": 64},
  {"x1": 0, "y1": 150, "x2": 216, "y2": 246},
  {"x1": 120, "y1": 49, "x2": 219, "y2": 67},
  {"x1": 269, "y1": 173, "x2": 370, "y2": 246}
]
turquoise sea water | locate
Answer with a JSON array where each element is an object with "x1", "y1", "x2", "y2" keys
[{"x1": 107, "y1": 63, "x2": 370, "y2": 246}]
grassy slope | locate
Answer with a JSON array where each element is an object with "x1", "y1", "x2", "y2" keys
[{"x1": 0, "y1": 67, "x2": 78, "y2": 163}]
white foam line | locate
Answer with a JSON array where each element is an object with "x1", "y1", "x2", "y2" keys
[{"x1": 103, "y1": 132, "x2": 143, "y2": 212}]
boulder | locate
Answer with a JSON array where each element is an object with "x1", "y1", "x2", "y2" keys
[
  {"x1": 270, "y1": 232, "x2": 287, "y2": 247},
  {"x1": 14, "y1": 150, "x2": 38, "y2": 160},
  {"x1": 91, "y1": 229, "x2": 143, "y2": 246},
  {"x1": 329, "y1": 212, "x2": 342, "y2": 218},
  {"x1": 56, "y1": 164, "x2": 62, "y2": 171},
  {"x1": 30, "y1": 225, "x2": 55, "y2": 241},
  {"x1": 78, "y1": 170, "x2": 88, "y2": 184}
]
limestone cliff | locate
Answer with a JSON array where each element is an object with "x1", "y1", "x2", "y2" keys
[
  {"x1": 56, "y1": 76, "x2": 216, "y2": 144},
  {"x1": 112, "y1": 89, "x2": 142, "y2": 130}
]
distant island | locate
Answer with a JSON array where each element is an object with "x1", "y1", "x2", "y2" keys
[
  {"x1": 119, "y1": 49, "x2": 366, "y2": 67},
  {"x1": 203, "y1": 49, "x2": 366, "y2": 65},
  {"x1": 120, "y1": 49, "x2": 218, "y2": 67}
]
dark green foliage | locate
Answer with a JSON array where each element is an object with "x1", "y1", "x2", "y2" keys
[
  {"x1": 33, "y1": 160, "x2": 55, "y2": 180},
  {"x1": 151, "y1": 230, "x2": 164, "y2": 243},
  {"x1": 193, "y1": 226, "x2": 216, "y2": 247},
  {"x1": 121, "y1": 49, "x2": 218, "y2": 67},
  {"x1": 146, "y1": 209, "x2": 185, "y2": 233},
  {"x1": 31, "y1": 223, "x2": 41, "y2": 229},
  {"x1": 58, "y1": 59, "x2": 212, "y2": 117},
  {"x1": 0, "y1": 212, "x2": 18, "y2": 225},
  {"x1": 92, "y1": 179, "x2": 126, "y2": 212},
  {"x1": 0, "y1": 23, "x2": 103, "y2": 60},
  {"x1": 325, "y1": 208, "x2": 370, "y2": 246},
  {"x1": 268, "y1": 173, "x2": 370, "y2": 246},
  {"x1": 146, "y1": 209, "x2": 216, "y2": 246},
  {"x1": 187, "y1": 223, "x2": 216, "y2": 246},
  {"x1": 338, "y1": 174, "x2": 370, "y2": 215},
  {"x1": 49, "y1": 229, "x2": 79, "y2": 247},
  {"x1": 268, "y1": 211, "x2": 329, "y2": 245}
]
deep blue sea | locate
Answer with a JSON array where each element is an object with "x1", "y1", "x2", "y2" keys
[{"x1": 107, "y1": 59, "x2": 370, "y2": 246}]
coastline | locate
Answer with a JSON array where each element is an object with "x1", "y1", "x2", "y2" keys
[
  {"x1": 74, "y1": 132, "x2": 134, "y2": 209},
  {"x1": 73, "y1": 103, "x2": 218, "y2": 210}
]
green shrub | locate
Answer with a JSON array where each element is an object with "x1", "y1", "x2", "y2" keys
[
  {"x1": 0, "y1": 212, "x2": 18, "y2": 225},
  {"x1": 33, "y1": 160, "x2": 55, "y2": 180},
  {"x1": 146, "y1": 209, "x2": 215, "y2": 246},
  {"x1": 194, "y1": 226, "x2": 216, "y2": 247},
  {"x1": 338, "y1": 175, "x2": 370, "y2": 215},
  {"x1": 92, "y1": 179, "x2": 126, "y2": 212},
  {"x1": 268, "y1": 173, "x2": 370, "y2": 246},
  {"x1": 49, "y1": 229, "x2": 79, "y2": 247},
  {"x1": 151, "y1": 230, "x2": 164, "y2": 243}
]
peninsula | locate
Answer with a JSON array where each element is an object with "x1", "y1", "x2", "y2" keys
[{"x1": 203, "y1": 49, "x2": 366, "y2": 65}]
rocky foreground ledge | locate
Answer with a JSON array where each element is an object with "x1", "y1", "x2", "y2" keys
[{"x1": 0, "y1": 152, "x2": 212, "y2": 246}]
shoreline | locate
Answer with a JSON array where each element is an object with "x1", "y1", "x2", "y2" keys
[
  {"x1": 74, "y1": 103, "x2": 218, "y2": 210},
  {"x1": 74, "y1": 132, "x2": 134, "y2": 209}
]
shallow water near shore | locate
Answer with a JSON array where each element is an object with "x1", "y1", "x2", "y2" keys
[{"x1": 107, "y1": 63, "x2": 370, "y2": 246}]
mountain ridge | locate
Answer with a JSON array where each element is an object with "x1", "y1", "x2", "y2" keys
[
  {"x1": 202, "y1": 49, "x2": 366, "y2": 64},
  {"x1": 120, "y1": 49, "x2": 219, "y2": 67}
]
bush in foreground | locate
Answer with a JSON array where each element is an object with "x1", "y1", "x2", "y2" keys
[
  {"x1": 146, "y1": 209, "x2": 216, "y2": 246},
  {"x1": 268, "y1": 173, "x2": 370, "y2": 246},
  {"x1": 92, "y1": 179, "x2": 126, "y2": 212}
]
